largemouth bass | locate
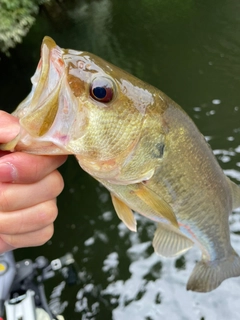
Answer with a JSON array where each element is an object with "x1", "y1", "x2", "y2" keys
[{"x1": 2, "y1": 36, "x2": 240, "y2": 292}]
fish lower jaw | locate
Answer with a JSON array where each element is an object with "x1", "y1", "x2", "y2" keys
[{"x1": 13, "y1": 136, "x2": 69, "y2": 155}]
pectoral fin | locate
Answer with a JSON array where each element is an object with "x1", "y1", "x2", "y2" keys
[
  {"x1": 111, "y1": 193, "x2": 137, "y2": 232},
  {"x1": 134, "y1": 184, "x2": 178, "y2": 228},
  {"x1": 153, "y1": 223, "x2": 193, "y2": 257}
]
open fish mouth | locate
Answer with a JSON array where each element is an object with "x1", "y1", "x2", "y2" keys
[
  {"x1": 1, "y1": 37, "x2": 82, "y2": 154},
  {"x1": 13, "y1": 37, "x2": 65, "y2": 138}
]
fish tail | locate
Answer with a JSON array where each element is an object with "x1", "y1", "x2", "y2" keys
[{"x1": 187, "y1": 250, "x2": 240, "y2": 292}]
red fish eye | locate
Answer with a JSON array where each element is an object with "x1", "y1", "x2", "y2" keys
[{"x1": 90, "y1": 77, "x2": 114, "y2": 103}]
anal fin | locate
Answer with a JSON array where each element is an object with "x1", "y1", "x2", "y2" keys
[
  {"x1": 153, "y1": 223, "x2": 193, "y2": 257},
  {"x1": 111, "y1": 193, "x2": 137, "y2": 232}
]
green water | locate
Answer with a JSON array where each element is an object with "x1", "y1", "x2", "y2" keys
[{"x1": 1, "y1": 0, "x2": 240, "y2": 319}]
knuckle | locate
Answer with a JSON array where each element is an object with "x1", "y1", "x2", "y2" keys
[
  {"x1": 48, "y1": 170, "x2": 65, "y2": 197},
  {"x1": 0, "y1": 201, "x2": 58, "y2": 235},
  {"x1": 38, "y1": 200, "x2": 58, "y2": 226},
  {"x1": 55, "y1": 170, "x2": 65, "y2": 192},
  {"x1": 1, "y1": 224, "x2": 55, "y2": 248},
  {"x1": 38, "y1": 224, "x2": 54, "y2": 245}
]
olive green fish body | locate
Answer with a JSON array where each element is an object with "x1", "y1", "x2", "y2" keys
[
  {"x1": 150, "y1": 99, "x2": 233, "y2": 259},
  {"x1": 2, "y1": 37, "x2": 240, "y2": 292},
  {"x1": 97, "y1": 92, "x2": 240, "y2": 292}
]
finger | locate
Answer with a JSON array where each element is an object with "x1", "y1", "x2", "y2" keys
[
  {"x1": 0, "y1": 199, "x2": 58, "y2": 234},
  {"x1": 0, "y1": 111, "x2": 20, "y2": 143},
  {"x1": 0, "y1": 170, "x2": 64, "y2": 212},
  {"x1": 0, "y1": 152, "x2": 67, "y2": 183},
  {"x1": 0, "y1": 223, "x2": 55, "y2": 249}
]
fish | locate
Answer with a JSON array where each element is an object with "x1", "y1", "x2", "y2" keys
[{"x1": 1, "y1": 36, "x2": 240, "y2": 292}]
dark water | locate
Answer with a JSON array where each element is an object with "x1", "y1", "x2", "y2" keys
[{"x1": 1, "y1": 0, "x2": 240, "y2": 319}]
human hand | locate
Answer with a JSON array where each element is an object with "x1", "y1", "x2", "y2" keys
[{"x1": 0, "y1": 110, "x2": 67, "y2": 253}]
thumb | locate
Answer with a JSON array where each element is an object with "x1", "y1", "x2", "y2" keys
[{"x1": 0, "y1": 111, "x2": 20, "y2": 143}]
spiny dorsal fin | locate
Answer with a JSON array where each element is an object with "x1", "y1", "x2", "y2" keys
[
  {"x1": 133, "y1": 183, "x2": 178, "y2": 228},
  {"x1": 111, "y1": 193, "x2": 137, "y2": 232},
  {"x1": 153, "y1": 223, "x2": 193, "y2": 257}
]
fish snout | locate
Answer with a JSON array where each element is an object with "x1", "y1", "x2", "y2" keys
[{"x1": 3, "y1": 37, "x2": 82, "y2": 154}]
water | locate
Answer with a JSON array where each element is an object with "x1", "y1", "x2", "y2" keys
[{"x1": 1, "y1": 0, "x2": 240, "y2": 319}]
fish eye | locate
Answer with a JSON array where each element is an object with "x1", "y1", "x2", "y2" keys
[{"x1": 90, "y1": 77, "x2": 114, "y2": 103}]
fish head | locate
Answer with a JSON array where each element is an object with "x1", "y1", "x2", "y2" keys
[{"x1": 2, "y1": 37, "x2": 155, "y2": 178}]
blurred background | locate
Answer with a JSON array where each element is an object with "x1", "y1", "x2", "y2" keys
[{"x1": 1, "y1": 0, "x2": 240, "y2": 319}]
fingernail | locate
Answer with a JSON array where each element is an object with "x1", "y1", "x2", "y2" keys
[{"x1": 0, "y1": 162, "x2": 18, "y2": 182}]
